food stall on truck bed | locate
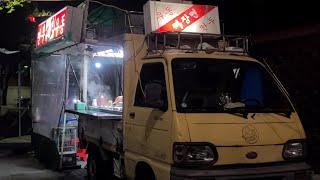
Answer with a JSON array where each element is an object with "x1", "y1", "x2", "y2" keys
[
  {"x1": 33, "y1": 0, "x2": 311, "y2": 179},
  {"x1": 32, "y1": 4, "x2": 86, "y2": 169},
  {"x1": 31, "y1": 1, "x2": 143, "y2": 169}
]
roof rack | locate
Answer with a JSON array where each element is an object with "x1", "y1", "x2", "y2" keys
[{"x1": 146, "y1": 32, "x2": 249, "y2": 55}]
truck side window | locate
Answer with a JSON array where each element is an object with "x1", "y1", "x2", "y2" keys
[{"x1": 134, "y1": 63, "x2": 167, "y2": 110}]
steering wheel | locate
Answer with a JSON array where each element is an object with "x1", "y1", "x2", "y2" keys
[{"x1": 241, "y1": 98, "x2": 262, "y2": 106}]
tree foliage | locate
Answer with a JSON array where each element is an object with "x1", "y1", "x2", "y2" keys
[
  {"x1": 0, "y1": 0, "x2": 26, "y2": 13},
  {"x1": 33, "y1": 7, "x2": 53, "y2": 17}
]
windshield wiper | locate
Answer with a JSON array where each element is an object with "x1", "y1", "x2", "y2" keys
[
  {"x1": 261, "y1": 108, "x2": 292, "y2": 118},
  {"x1": 224, "y1": 102, "x2": 248, "y2": 119},
  {"x1": 272, "y1": 112, "x2": 291, "y2": 118},
  {"x1": 224, "y1": 108, "x2": 249, "y2": 119},
  {"x1": 226, "y1": 109, "x2": 249, "y2": 119}
]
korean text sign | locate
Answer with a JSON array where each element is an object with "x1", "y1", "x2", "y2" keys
[
  {"x1": 36, "y1": 7, "x2": 68, "y2": 47},
  {"x1": 143, "y1": 1, "x2": 220, "y2": 34}
]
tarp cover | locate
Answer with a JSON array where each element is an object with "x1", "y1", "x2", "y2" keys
[
  {"x1": 32, "y1": 55, "x2": 66, "y2": 139},
  {"x1": 87, "y1": 5, "x2": 144, "y2": 39}
]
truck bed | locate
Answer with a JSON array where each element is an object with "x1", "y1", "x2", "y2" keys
[{"x1": 66, "y1": 109, "x2": 123, "y2": 153}]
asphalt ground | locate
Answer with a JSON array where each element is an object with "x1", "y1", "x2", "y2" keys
[
  {"x1": 0, "y1": 148, "x2": 319, "y2": 180},
  {"x1": 0, "y1": 149, "x2": 86, "y2": 180}
]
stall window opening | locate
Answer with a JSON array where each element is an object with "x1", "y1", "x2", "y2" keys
[{"x1": 87, "y1": 55, "x2": 123, "y2": 112}]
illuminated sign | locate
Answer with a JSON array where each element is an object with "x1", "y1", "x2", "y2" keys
[
  {"x1": 143, "y1": 1, "x2": 220, "y2": 34},
  {"x1": 35, "y1": 6, "x2": 84, "y2": 53},
  {"x1": 92, "y1": 49, "x2": 124, "y2": 58},
  {"x1": 36, "y1": 7, "x2": 67, "y2": 47}
]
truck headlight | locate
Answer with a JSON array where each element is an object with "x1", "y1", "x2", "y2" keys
[
  {"x1": 282, "y1": 140, "x2": 306, "y2": 161},
  {"x1": 173, "y1": 142, "x2": 218, "y2": 166}
]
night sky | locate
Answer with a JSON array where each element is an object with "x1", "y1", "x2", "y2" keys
[{"x1": 0, "y1": 0, "x2": 319, "y2": 50}]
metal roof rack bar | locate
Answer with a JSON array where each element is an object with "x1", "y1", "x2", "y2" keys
[{"x1": 146, "y1": 32, "x2": 249, "y2": 55}]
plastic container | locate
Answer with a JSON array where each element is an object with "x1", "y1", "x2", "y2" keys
[
  {"x1": 75, "y1": 102, "x2": 86, "y2": 110},
  {"x1": 97, "y1": 95, "x2": 106, "y2": 107},
  {"x1": 92, "y1": 99, "x2": 98, "y2": 106}
]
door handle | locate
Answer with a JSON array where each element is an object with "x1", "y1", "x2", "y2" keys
[{"x1": 129, "y1": 112, "x2": 135, "y2": 119}]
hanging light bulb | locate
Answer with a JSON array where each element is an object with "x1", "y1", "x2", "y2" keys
[{"x1": 95, "y1": 62, "x2": 102, "y2": 68}]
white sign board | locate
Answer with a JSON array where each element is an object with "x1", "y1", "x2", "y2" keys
[{"x1": 143, "y1": 1, "x2": 220, "y2": 34}]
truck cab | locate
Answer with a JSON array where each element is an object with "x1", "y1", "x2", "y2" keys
[{"x1": 121, "y1": 33, "x2": 311, "y2": 179}]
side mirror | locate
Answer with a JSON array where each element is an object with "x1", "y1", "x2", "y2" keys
[{"x1": 145, "y1": 82, "x2": 167, "y2": 111}]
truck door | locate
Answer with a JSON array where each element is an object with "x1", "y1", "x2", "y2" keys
[{"x1": 125, "y1": 60, "x2": 172, "y2": 168}]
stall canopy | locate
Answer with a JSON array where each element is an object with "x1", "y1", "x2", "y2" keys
[
  {"x1": 88, "y1": 6, "x2": 124, "y2": 27},
  {"x1": 86, "y1": 5, "x2": 144, "y2": 39}
]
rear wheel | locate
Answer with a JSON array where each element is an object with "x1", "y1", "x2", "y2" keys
[
  {"x1": 87, "y1": 152, "x2": 107, "y2": 180},
  {"x1": 87, "y1": 150, "x2": 114, "y2": 180},
  {"x1": 135, "y1": 163, "x2": 155, "y2": 180}
]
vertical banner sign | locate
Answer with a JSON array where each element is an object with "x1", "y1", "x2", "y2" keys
[
  {"x1": 143, "y1": 1, "x2": 220, "y2": 34},
  {"x1": 36, "y1": 7, "x2": 68, "y2": 47}
]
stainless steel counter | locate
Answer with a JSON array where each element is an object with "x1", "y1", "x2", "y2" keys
[{"x1": 65, "y1": 109, "x2": 122, "y2": 120}]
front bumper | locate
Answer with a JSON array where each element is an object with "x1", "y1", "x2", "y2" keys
[{"x1": 171, "y1": 162, "x2": 311, "y2": 180}]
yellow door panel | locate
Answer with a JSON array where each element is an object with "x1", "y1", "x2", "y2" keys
[{"x1": 124, "y1": 60, "x2": 173, "y2": 179}]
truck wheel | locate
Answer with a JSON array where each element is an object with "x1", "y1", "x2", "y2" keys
[
  {"x1": 135, "y1": 163, "x2": 155, "y2": 180},
  {"x1": 87, "y1": 153, "x2": 102, "y2": 180},
  {"x1": 87, "y1": 151, "x2": 114, "y2": 180}
]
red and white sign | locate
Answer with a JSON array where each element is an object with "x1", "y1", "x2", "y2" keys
[
  {"x1": 143, "y1": 1, "x2": 220, "y2": 34},
  {"x1": 36, "y1": 7, "x2": 68, "y2": 47},
  {"x1": 34, "y1": 6, "x2": 84, "y2": 53}
]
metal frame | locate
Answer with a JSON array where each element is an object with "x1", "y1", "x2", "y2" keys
[
  {"x1": 53, "y1": 126, "x2": 78, "y2": 155},
  {"x1": 146, "y1": 32, "x2": 249, "y2": 55},
  {"x1": 126, "y1": 11, "x2": 144, "y2": 34}
]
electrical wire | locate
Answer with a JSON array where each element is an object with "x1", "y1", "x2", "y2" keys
[
  {"x1": 89, "y1": 0, "x2": 129, "y2": 14},
  {"x1": 69, "y1": 58, "x2": 81, "y2": 94}
]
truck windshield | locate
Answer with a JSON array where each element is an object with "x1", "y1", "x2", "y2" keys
[{"x1": 172, "y1": 58, "x2": 293, "y2": 113}]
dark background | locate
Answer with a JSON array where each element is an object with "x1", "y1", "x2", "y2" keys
[{"x1": 0, "y1": 0, "x2": 319, "y2": 171}]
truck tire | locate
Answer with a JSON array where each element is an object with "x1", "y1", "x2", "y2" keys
[
  {"x1": 135, "y1": 163, "x2": 156, "y2": 180},
  {"x1": 87, "y1": 152, "x2": 102, "y2": 180},
  {"x1": 87, "y1": 150, "x2": 114, "y2": 180}
]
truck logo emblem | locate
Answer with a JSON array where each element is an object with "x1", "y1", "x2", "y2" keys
[
  {"x1": 246, "y1": 151, "x2": 258, "y2": 159},
  {"x1": 242, "y1": 125, "x2": 259, "y2": 144}
]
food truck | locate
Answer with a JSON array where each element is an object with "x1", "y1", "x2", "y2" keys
[
  {"x1": 31, "y1": 2, "x2": 142, "y2": 169},
  {"x1": 32, "y1": 0, "x2": 311, "y2": 179}
]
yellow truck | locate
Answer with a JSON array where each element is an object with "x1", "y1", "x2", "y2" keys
[
  {"x1": 30, "y1": 0, "x2": 310, "y2": 179},
  {"x1": 76, "y1": 32, "x2": 311, "y2": 180}
]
